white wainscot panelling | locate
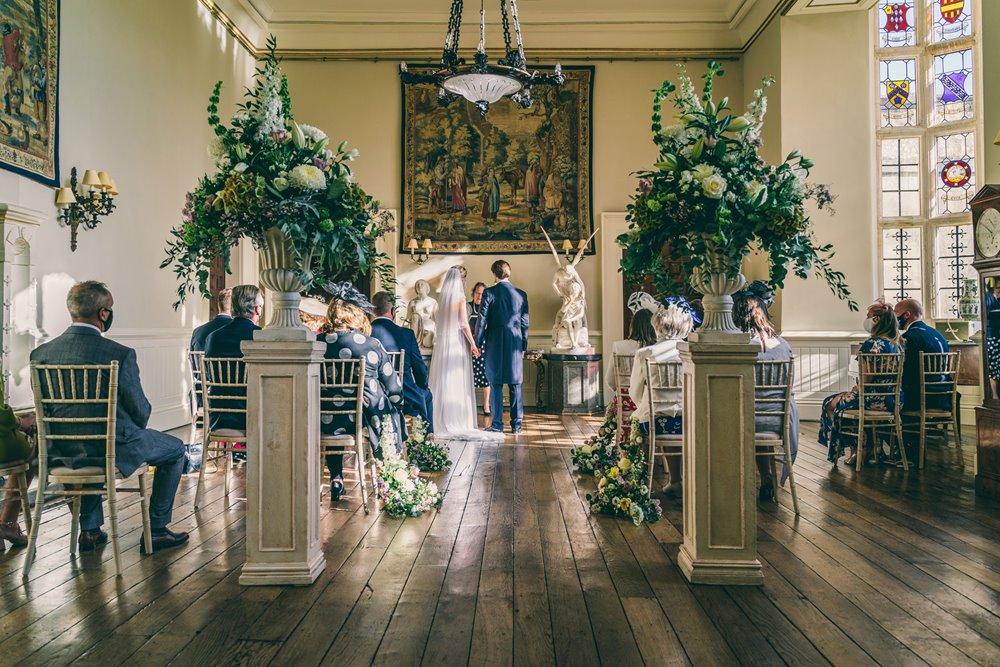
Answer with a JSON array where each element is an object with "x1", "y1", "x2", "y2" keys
[
  {"x1": 110, "y1": 329, "x2": 192, "y2": 432},
  {"x1": 784, "y1": 332, "x2": 866, "y2": 421}
]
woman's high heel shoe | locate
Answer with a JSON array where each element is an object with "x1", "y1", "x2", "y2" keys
[
  {"x1": 758, "y1": 481, "x2": 776, "y2": 503},
  {"x1": 0, "y1": 522, "x2": 28, "y2": 548}
]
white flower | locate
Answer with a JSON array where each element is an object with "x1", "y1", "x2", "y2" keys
[
  {"x1": 207, "y1": 137, "x2": 227, "y2": 159},
  {"x1": 403, "y1": 479, "x2": 416, "y2": 492},
  {"x1": 660, "y1": 124, "x2": 686, "y2": 141},
  {"x1": 426, "y1": 481, "x2": 438, "y2": 495},
  {"x1": 289, "y1": 164, "x2": 327, "y2": 190},
  {"x1": 251, "y1": 65, "x2": 286, "y2": 143},
  {"x1": 412, "y1": 434, "x2": 425, "y2": 444},
  {"x1": 233, "y1": 162, "x2": 249, "y2": 173},
  {"x1": 273, "y1": 176, "x2": 289, "y2": 192},
  {"x1": 691, "y1": 164, "x2": 715, "y2": 181},
  {"x1": 343, "y1": 148, "x2": 360, "y2": 161},
  {"x1": 680, "y1": 170, "x2": 694, "y2": 184},
  {"x1": 702, "y1": 173, "x2": 728, "y2": 199},
  {"x1": 747, "y1": 181, "x2": 767, "y2": 203},
  {"x1": 393, "y1": 468, "x2": 408, "y2": 483},
  {"x1": 298, "y1": 124, "x2": 328, "y2": 144}
]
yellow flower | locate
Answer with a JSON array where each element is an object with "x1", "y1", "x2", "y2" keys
[
  {"x1": 619, "y1": 458, "x2": 632, "y2": 472},
  {"x1": 598, "y1": 476, "x2": 608, "y2": 490},
  {"x1": 620, "y1": 498, "x2": 632, "y2": 511},
  {"x1": 609, "y1": 466, "x2": 620, "y2": 478}
]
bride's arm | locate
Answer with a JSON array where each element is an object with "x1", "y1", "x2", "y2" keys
[{"x1": 455, "y1": 300, "x2": 481, "y2": 357}]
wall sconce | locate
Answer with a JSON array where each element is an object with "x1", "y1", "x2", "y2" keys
[
  {"x1": 407, "y1": 237, "x2": 433, "y2": 264},
  {"x1": 54, "y1": 167, "x2": 118, "y2": 252},
  {"x1": 561, "y1": 238, "x2": 591, "y2": 260}
]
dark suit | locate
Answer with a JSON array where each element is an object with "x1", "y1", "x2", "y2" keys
[
  {"x1": 370, "y1": 317, "x2": 434, "y2": 433},
  {"x1": 30, "y1": 325, "x2": 185, "y2": 532},
  {"x1": 203, "y1": 317, "x2": 260, "y2": 430},
  {"x1": 190, "y1": 314, "x2": 233, "y2": 352},
  {"x1": 901, "y1": 320, "x2": 951, "y2": 411},
  {"x1": 476, "y1": 280, "x2": 529, "y2": 430}
]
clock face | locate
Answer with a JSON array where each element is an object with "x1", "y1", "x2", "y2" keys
[{"x1": 977, "y1": 207, "x2": 1000, "y2": 258}]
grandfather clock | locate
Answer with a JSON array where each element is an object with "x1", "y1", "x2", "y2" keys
[{"x1": 970, "y1": 185, "x2": 1000, "y2": 499}]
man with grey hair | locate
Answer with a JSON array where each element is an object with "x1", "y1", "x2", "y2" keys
[
  {"x1": 190, "y1": 288, "x2": 233, "y2": 352},
  {"x1": 30, "y1": 281, "x2": 189, "y2": 552},
  {"x1": 203, "y1": 285, "x2": 263, "y2": 431}
]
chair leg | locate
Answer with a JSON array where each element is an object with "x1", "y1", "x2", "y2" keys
[
  {"x1": 194, "y1": 437, "x2": 211, "y2": 510},
  {"x1": 356, "y1": 443, "x2": 370, "y2": 514},
  {"x1": 108, "y1": 490, "x2": 122, "y2": 577},
  {"x1": 16, "y1": 471, "x2": 30, "y2": 534},
  {"x1": 855, "y1": 425, "x2": 865, "y2": 472},
  {"x1": 647, "y1": 433, "x2": 656, "y2": 499},
  {"x1": 919, "y1": 417, "x2": 926, "y2": 470},
  {"x1": 69, "y1": 496, "x2": 81, "y2": 556},
  {"x1": 138, "y1": 473, "x2": 153, "y2": 554},
  {"x1": 224, "y1": 449, "x2": 232, "y2": 507},
  {"x1": 896, "y1": 421, "x2": 909, "y2": 471},
  {"x1": 22, "y1": 475, "x2": 46, "y2": 579},
  {"x1": 782, "y1": 440, "x2": 800, "y2": 516},
  {"x1": 953, "y1": 411, "x2": 962, "y2": 448}
]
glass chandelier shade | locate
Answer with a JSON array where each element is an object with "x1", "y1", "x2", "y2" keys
[{"x1": 399, "y1": 0, "x2": 563, "y2": 116}]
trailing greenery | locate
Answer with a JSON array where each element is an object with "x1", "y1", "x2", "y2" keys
[
  {"x1": 162, "y1": 36, "x2": 393, "y2": 307},
  {"x1": 618, "y1": 62, "x2": 857, "y2": 311},
  {"x1": 405, "y1": 416, "x2": 452, "y2": 472}
]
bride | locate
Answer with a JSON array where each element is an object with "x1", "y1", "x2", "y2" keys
[{"x1": 428, "y1": 267, "x2": 504, "y2": 440}]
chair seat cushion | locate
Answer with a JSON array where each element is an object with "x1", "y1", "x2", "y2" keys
[
  {"x1": 656, "y1": 434, "x2": 683, "y2": 442},
  {"x1": 211, "y1": 428, "x2": 247, "y2": 438},
  {"x1": 0, "y1": 460, "x2": 30, "y2": 475},
  {"x1": 755, "y1": 431, "x2": 783, "y2": 441},
  {"x1": 901, "y1": 410, "x2": 953, "y2": 418},
  {"x1": 321, "y1": 434, "x2": 356, "y2": 446},
  {"x1": 50, "y1": 463, "x2": 148, "y2": 480},
  {"x1": 841, "y1": 409, "x2": 893, "y2": 418}
]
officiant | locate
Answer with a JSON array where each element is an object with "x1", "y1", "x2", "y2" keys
[{"x1": 468, "y1": 281, "x2": 492, "y2": 415}]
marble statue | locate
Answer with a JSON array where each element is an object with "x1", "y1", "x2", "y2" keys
[
  {"x1": 406, "y1": 278, "x2": 438, "y2": 353},
  {"x1": 542, "y1": 227, "x2": 599, "y2": 354}
]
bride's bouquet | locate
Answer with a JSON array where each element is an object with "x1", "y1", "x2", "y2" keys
[
  {"x1": 375, "y1": 449, "x2": 443, "y2": 518},
  {"x1": 405, "y1": 417, "x2": 452, "y2": 472},
  {"x1": 586, "y1": 417, "x2": 662, "y2": 526},
  {"x1": 571, "y1": 403, "x2": 619, "y2": 474}
]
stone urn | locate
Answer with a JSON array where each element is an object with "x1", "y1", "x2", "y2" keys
[
  {"x1": 687, "y1": 245, "x2": 748, "y2": 343},
  {"x1": 958, "y1": 278, "x2": 979, "y2": 321},
  {"x1": 257, "y1": 225, "x2": 314, "y2": 341}
]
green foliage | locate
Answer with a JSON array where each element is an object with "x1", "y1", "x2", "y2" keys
[{"x1": 619, "y1": 62, "x2": 857, "y2": 311}]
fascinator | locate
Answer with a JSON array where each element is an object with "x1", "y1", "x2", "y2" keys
[
  {"x1": 734, "y1": 280, "x2": 775, "y2": 307},
  {"x1": 663, "y1": 295, "x2": 702, "y2": 325},
  {"x1": 627, "y1": 291, "x2": 660, "y2": 314},
  {"x1": 323, "y1": 281, "x2": 374, "y2": 315}
]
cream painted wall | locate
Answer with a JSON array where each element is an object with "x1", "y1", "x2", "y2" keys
[
  {"x1": 0, "y1": 1, "x2": 254, "y2": 416},
  {"x1": 778, "y1": 11, "x2": 876, "y2": 332},
  {"x1": 983, "y1": 1, "x2": 1000, "y2": 184},
  {"x1": 280, "y1": 59, "x2": 744, "y2": 341}
]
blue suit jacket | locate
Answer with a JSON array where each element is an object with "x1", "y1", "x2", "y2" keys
[
  {"x1": 190, "y1": 314, "x2": 233, "y2": 352},
  {"x1": 203, "y1": 317, "x2": 260, "y2": 430},
  {"x1": 476, "y1": 281, "x2": 529, "y2": 385},
  {"x1": 370, "y1": 317, "x2": 431, "y2": 421},
  {"x1": 900, "y1": 320, "x2": 950, "y2": 410}
]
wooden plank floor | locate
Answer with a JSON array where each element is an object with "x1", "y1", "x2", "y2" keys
[{"x1": 1, "y1": 412, "x2": 998, "y2": 666}]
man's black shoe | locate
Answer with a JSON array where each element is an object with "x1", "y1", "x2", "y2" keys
[
  {"x1": 78, "y1": 529, "x2": 108, "y2": 552},
  {"x1": 141, "y1": 529, "x2": 190, "y2": 554}
]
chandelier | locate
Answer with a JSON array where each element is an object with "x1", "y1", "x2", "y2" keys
[{"x1": 399, "y1": 0, "x2": 564, "y2": 116}]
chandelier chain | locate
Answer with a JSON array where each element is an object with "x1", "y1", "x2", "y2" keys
[{"x1": 500, "y1": 0, "x2": 513, "y2": 55}]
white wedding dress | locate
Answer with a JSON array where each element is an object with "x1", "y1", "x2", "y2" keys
[{"x1": 428, "y1": 268, "x2": 504, "y2": 441}]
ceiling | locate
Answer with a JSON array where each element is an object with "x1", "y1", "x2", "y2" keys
[{"x1": 203, "y1": 0, "x2": 874, "y2": 59}]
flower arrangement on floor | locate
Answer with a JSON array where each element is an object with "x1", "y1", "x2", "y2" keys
[
  {"x1": 586, "y1": 418, "x2": 662, "y2": 526},
  {"x1": 405, "y1": 417, "x2": 452, "y2": 472},
  {"x1": 570, "y1": 403, "x2": 619, "y2": 474},
  {"x1": 617, "y1": 61, "x2": 857, "y2": 312},
  {"x1": 162, "y1": 36, "x2": 393, "y2": 306},
  {"x1": 375, "y1": 449, "x2": 443, "y2": 518}
]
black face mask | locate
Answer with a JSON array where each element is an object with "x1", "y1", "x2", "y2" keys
[
  {"x1": 897, "y1": 315, "x2": 907, "y2": 331},
  {"x1": 102, "y1": 309, "x2": 114, "y2": 333}
]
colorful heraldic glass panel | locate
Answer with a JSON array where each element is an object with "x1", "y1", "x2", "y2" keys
[
  {"x1": 881, "y1": 137, "x2": 921, "y2": 218},
  {"x1": 933, "y1": 50, "x2": 974, "y2": 124},
  {"x1": 931, "y1": 0, "x2": 971, "y2": 43},
  {"x1": 882, "y1": 227, "x2": 923, "y2": 303},
  {"x1": 879, "y1": 0, "x2": 916, "y2": 48},
  {"x1": 934, "y1": 224, "x2": 974, "y2": 318},
  {"x1": 934, "y1": 133, "x2": 975, "y2": 216},
  {"x1": 880, "y1": 59, "x2": 917, "y2": 128}
]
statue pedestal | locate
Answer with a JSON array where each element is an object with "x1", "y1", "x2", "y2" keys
[
  {"x1": 239, "y1": 337, "x2": 326, "y2": 586},
  {"x1": 543, "y1": 352, "x2": 602, "y2": 414},
  {"x1": 676, "y1": 339, "x2": 763, "y2": 586}
]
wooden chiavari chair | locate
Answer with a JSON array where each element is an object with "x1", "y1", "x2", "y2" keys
[
  {"x1": 901, "y1": 351, "x2": 962, "y2": 469},
  {"x1": 644, "y1": 359, "x2": 684, "y2": 497},
  {"x1": 754, "y1": 359, "x2": 799, "y2": 515},
  {"x1": 613, "y1": 352, "x2": 636, "y2": 445},
  {"x1": 837, "y1": 352, "x2": 906, "y2": 472},
  {"x1": 319, "y1": 358, "x2": 373, "y2": 512},
  {"x1": 196, "y1": 357, "x2": 248, "y2": 509}
]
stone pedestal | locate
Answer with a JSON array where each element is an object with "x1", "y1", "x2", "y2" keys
[
  {"x1": 543, "y1": 353, "x2": 602, "y2": 414},
  {"x1": 239, "y1": 338, "x2": 326, "y2": 586},
  {"x1": 677, "y1": 339, "x2": 763, "y2": 586}
]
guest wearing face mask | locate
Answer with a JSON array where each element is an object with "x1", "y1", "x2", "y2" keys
[
  {"x1": 818, "y1": 300, "x2": 901, "y2": 466},
  {"x1": 894, "y1": 297, "x2": 950, "y2": 457}
]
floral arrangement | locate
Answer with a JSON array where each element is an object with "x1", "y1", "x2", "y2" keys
[
  {"x1": 570, "y1": 403, "x2": 619, "y2": 473},
  {"x1": 405, "y1": 417, "x2": 451, "y2": 472},
  {"x1": 586, "y1": 418, "x2": 662, "y2": 526},
  {"x1": 375, "y1": 449, "x2": 443, "y2": 518},
  {"x1": 618, "y1": 62, "x2": 857, "y2": 311},
  {"x1": 162, "y1": 36, "x2": 393, "y2": 306}
]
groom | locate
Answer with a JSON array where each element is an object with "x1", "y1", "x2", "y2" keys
[{"x1": 476, "y1": 260, "x2": 529, "y2": 434}]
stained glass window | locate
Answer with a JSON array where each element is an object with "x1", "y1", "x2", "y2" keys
[
  {"x1": 931, "y1": 0, "x2": 972, "y2": 43},
  {"x1": 879, "y1": 0, "x2": 916, "y2": 48},
  {"x1": 932, "y1": 49, "x2": 974, "y2": 124},
  {"x1": 881, "y1": 138, "x2": 921, "y2": 218},
  {"x1": 880, "y1": 59, "x2": 917, "y2": 127},
  {"x1": 934, "y1": 224, "x2": 975, "y2": 318},
  {"x1": 933, "y1": 132, "x2": 975, "y2": 216},
  {"x1": 882, "y1": 227, "x2": 923, "y2": 304}
]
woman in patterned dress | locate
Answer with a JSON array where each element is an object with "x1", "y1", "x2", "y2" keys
[
  {"x1": 468, "y1": 281, "x2": 491, "y2": 414},
  {"x1": 985, "y1": 280, "x2": 1000, "y2": 400},
  {"x1": 818, "y1": 300, "x2": 901, "y2": 466},
  {"x1": 319, "y1": 283, "x2": 404, "y2": 503}
]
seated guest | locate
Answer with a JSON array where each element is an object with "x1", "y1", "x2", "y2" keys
[
  {"x1": 606, "y1": 307, "x2": 656, "y2": 395},
  {"x1": 819, "y1": 299, "x2": 900, "y2": 466},
  {"x1": 203, "y1": 285, "x2": 263, "y2": 431},
  {"x1": 629, "y1": 299, "x2": 695, "y2": 498},
  {"x1": 369, "y1": 291, "x2": 434, "y2": 434},
  {"x1": 0, "y1": 410, "x2": 36, "y2": 549},
  {"x1": 895, "y1": 297, "x2": 951, "y2": 457},
  {"x1": 733, "y1": 282, "x2": 801, "y2": 502},
  {"x1": 320, "y1": 283, "x2": 404, "y2": 503},
  {"x1": 189, "y1": 288, "x2": 233, "y2": 352},
  {"x1": 29, "y1": 281, "x2": 188, "y2": 552}
]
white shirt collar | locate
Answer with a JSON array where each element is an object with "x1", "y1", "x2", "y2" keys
[{"x1": 72, "y1": 323, "x2": 103, "y2": 335}]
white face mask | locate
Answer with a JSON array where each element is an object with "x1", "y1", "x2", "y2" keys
[{"x1": 863, "y1": 317, "x2": 876, "y2": 333}]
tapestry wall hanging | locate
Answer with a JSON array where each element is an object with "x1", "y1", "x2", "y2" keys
[
  {"x1": 402, "y1": 66, "x2": 593, "y2": 254},
  {"x1": 0, "y1": 0, "x2": 58, "y2": 186}
]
